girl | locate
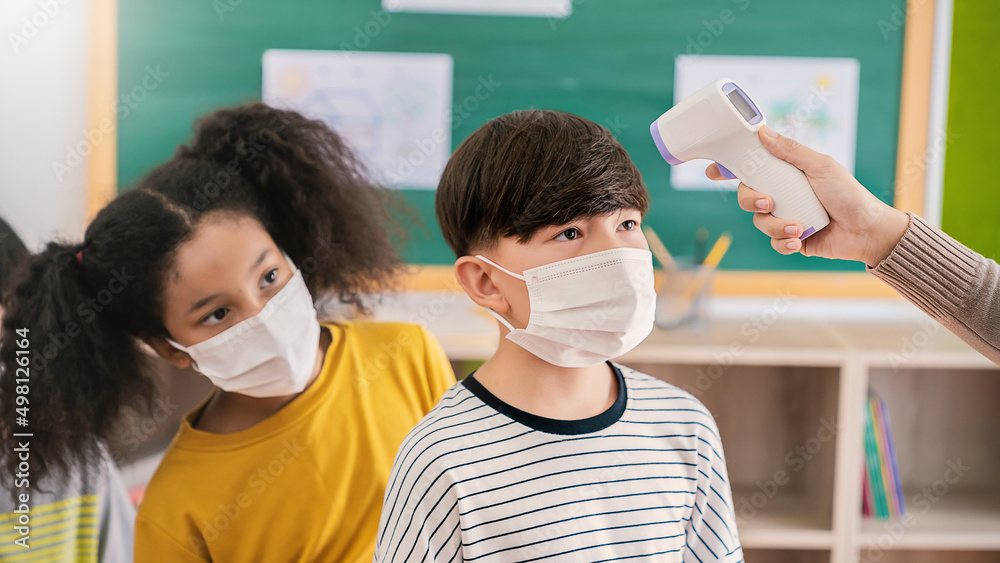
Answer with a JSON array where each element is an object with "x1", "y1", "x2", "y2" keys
[{"x1": 0, "y1": 104, "x2": 455, "y2": 562}]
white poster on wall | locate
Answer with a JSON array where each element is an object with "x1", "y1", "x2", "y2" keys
[
  {"x1": 670, "y1": 54, "x2": 860, "y2": 191},
  {"x1": 263, "y1": 49, "x2": 453, "y2": 189},
  {"x1": 382, "y1": 0, "x2": 571, "y2": 18}
]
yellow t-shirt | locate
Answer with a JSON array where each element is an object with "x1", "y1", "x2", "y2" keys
[{"x1": 134, "y1": 321, "x2": 456, "y2": 562}]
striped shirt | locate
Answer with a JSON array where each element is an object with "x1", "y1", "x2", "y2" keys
[
  {"x1": 0, "y1": 446, "x2": 134, "y2": 562},
  {"x1": 375, "y1": 363, "x2": 742, "y2": 563}
]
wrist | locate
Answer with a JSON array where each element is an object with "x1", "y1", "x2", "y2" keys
[{"x1": 863, "y1": 206, "x2": 910, "y2": 267}]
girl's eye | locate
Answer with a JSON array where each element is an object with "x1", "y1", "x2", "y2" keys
[
  {"x1": 261, "y1": 268, "x2": 279, "y2": 288},
  {"x1": 554, "y1": 228, "x2": 581, "y2": 241},
  {"x1": 203, "y1": 308, "x2": 228, "y2": 326},
  {"x1": 619, "y1": 219, "x2": 638, "y2": 231}
]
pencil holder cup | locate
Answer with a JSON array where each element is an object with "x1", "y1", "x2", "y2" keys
[{"x1": 654, "y1": 259, "x2": 713, "y2": 330}]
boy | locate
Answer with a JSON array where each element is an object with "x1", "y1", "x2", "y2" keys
[{"x1": 375, "y1": 110, "x2": 742, "y2": 562}]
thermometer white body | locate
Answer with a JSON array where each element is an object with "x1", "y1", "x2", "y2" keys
[{"x1": 650, "y1": 78, "x2": 830, "y2": 239}]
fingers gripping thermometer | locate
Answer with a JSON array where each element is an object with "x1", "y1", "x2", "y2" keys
[{"x1": 650, "y1": 78, "x2": 830, "y2": 239}]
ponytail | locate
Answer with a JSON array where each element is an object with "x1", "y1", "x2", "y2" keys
[{"x1": 0, "y1": 241, "x2": 155, "y2": 489}]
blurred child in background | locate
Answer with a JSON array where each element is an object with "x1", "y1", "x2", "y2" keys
[{"x1": 0, "y1": 216, "x2": 136, "y2": 562}]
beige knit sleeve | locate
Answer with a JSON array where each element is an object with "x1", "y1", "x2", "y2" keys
[{"x1": 868, "y1": 212, "x2": 1000, "y2": 364}]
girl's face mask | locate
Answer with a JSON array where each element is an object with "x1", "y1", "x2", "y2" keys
[{"x1": 167, "y1": 255, "x2": 321, "y2": 398}]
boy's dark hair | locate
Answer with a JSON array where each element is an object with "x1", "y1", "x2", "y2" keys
[
  {"x1": 0, "y1": 103, "x2": 402, "y2": 488},
  {"x1": 435, "y1": 109, "x2": 650, "y2": 257}
]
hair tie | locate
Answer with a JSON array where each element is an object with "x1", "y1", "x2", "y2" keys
[{"x1": 76, "y1": 250, "x2": 83, "y2": 264}]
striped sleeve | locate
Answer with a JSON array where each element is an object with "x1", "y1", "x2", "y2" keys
[
  {"x1": 375, "y1": 385, "x2": 473, "y2": 563},
  {"x1": 682, "y1": 396, "x2": 742, "y2": 563},
  {"x1": 0, "y1": 495, "x2": 101, "y2": 562},
  {"x1": 374, "y1": 469, "x2": 463, "y2": 563}
]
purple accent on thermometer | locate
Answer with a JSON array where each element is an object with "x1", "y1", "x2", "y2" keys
[
  {"x1": 800, "y1": 226, "x2": 817, "y2": 240},
  {"x1": 650, "y1": 120, "x2": 682, "y2": 165},
  {"x1": 716, "y1": 163, "x2": 737, "y2": 179},
  {"x1": 722, "y1": 81, "x2": 764, "y2": 125}
]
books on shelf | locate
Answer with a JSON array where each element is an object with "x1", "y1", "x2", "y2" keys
[{"x1": 862, "y1": 393, "x2": 905, "y2": 520}]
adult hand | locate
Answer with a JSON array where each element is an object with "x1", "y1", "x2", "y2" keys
[{"x1": 706, "y1": 126, "x2": 910, "y2": 267}]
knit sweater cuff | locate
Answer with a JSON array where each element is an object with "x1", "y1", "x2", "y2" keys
[{"x1": 868, "y1": 212, "x2": 980, "y2": 318}]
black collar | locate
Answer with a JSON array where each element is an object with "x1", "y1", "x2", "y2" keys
[{"x1": 461, "y1": 362, "x2": 627, "y2": 435}]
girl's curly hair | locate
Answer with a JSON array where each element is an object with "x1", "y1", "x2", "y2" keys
[{"x1": 0, "y1": 103, "x2": 404, "y2": 489}]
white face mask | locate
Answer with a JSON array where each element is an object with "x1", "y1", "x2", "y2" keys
[
  {"x1": 476, "y1": 247, "x2": 656, "y2": 368},
  {"x1": 167, "y1": 256, "x2": 321, "y2": 398}
]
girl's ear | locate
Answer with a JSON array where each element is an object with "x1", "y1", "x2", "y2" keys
[
  {"x1": 453, "y1": 256, "x2": 511, "y2": 314},
  {"x1": 143, "y1": 335, "x2": 194, "y2": 370}
]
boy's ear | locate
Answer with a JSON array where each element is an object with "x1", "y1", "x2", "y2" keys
[
  {"x1": 454, "y1": 256, "x2": 511, "y2": 314},
  {"x1": 142, "y1": 335, "x2": 195, "y2": 370}
]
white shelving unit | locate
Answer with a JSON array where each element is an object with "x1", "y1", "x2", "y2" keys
[{"x1": 409, "y1": 292, "x2": 1000, "y2": 563}]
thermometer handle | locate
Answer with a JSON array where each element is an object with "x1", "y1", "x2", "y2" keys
[{"x1": 723, "y1": 138, "x2": 830, "y2": 239}]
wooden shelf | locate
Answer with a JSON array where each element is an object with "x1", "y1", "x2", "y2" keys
[
  {"x1": 742, "y1": 548, "x2": 832, "y2": 563},
  {"x1": 735, "y1": 490, "x2": 833, "y2": 550},
  {"x1": 859, "y1": 491, "x2": 1000, "y2": 550},
  {"x1": 852, "y1": 550, "x2": 1000, "y2": 563}
]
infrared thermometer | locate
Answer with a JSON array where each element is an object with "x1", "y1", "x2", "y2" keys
[{"x1": 650, "y1": 78, "x2": 830, "y2": 239}]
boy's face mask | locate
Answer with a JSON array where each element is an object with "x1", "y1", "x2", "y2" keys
[
  {"x1": 167, "y1": 256, "x2": 321, "y2": 398},
  {"x1": 476, "y1": 247, "x2": 656, "y2": 368}
]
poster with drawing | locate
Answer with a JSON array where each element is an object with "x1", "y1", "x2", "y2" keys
[
  {"x1": 263, "y1": 49, "x2": 453, "y2": 190},
  {"x1": 670, "y1": 55, "x2": 860, "y2": 191}
]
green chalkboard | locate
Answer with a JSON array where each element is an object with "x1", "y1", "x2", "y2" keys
[
  {"x1": 118, "y1": 0, "x2": 905, "y2": 270},
  {"x1": 942, "y1": 0, "x2": 1000, "y2": 261}
]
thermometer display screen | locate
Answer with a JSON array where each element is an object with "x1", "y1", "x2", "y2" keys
[{"x1": 727, "y1": 90, "x2": 758, "y2": 122}]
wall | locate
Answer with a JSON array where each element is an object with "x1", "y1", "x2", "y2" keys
[{"x1": 0, "y1": 0, "x2": 90, "y2": 250}]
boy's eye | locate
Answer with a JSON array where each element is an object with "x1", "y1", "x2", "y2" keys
[
  {"x1": 619, "y1": 219, "x2": 638, "y2": 231},
  {"x1": 203, "y1": 308, "x2": 228, "y2": 326},
  {"x1": 260, "y1": 268, "x2": 279, "y2": 288},
  {"x1": 554, "y1": 228, "x2": 581, "y2": 241}
]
